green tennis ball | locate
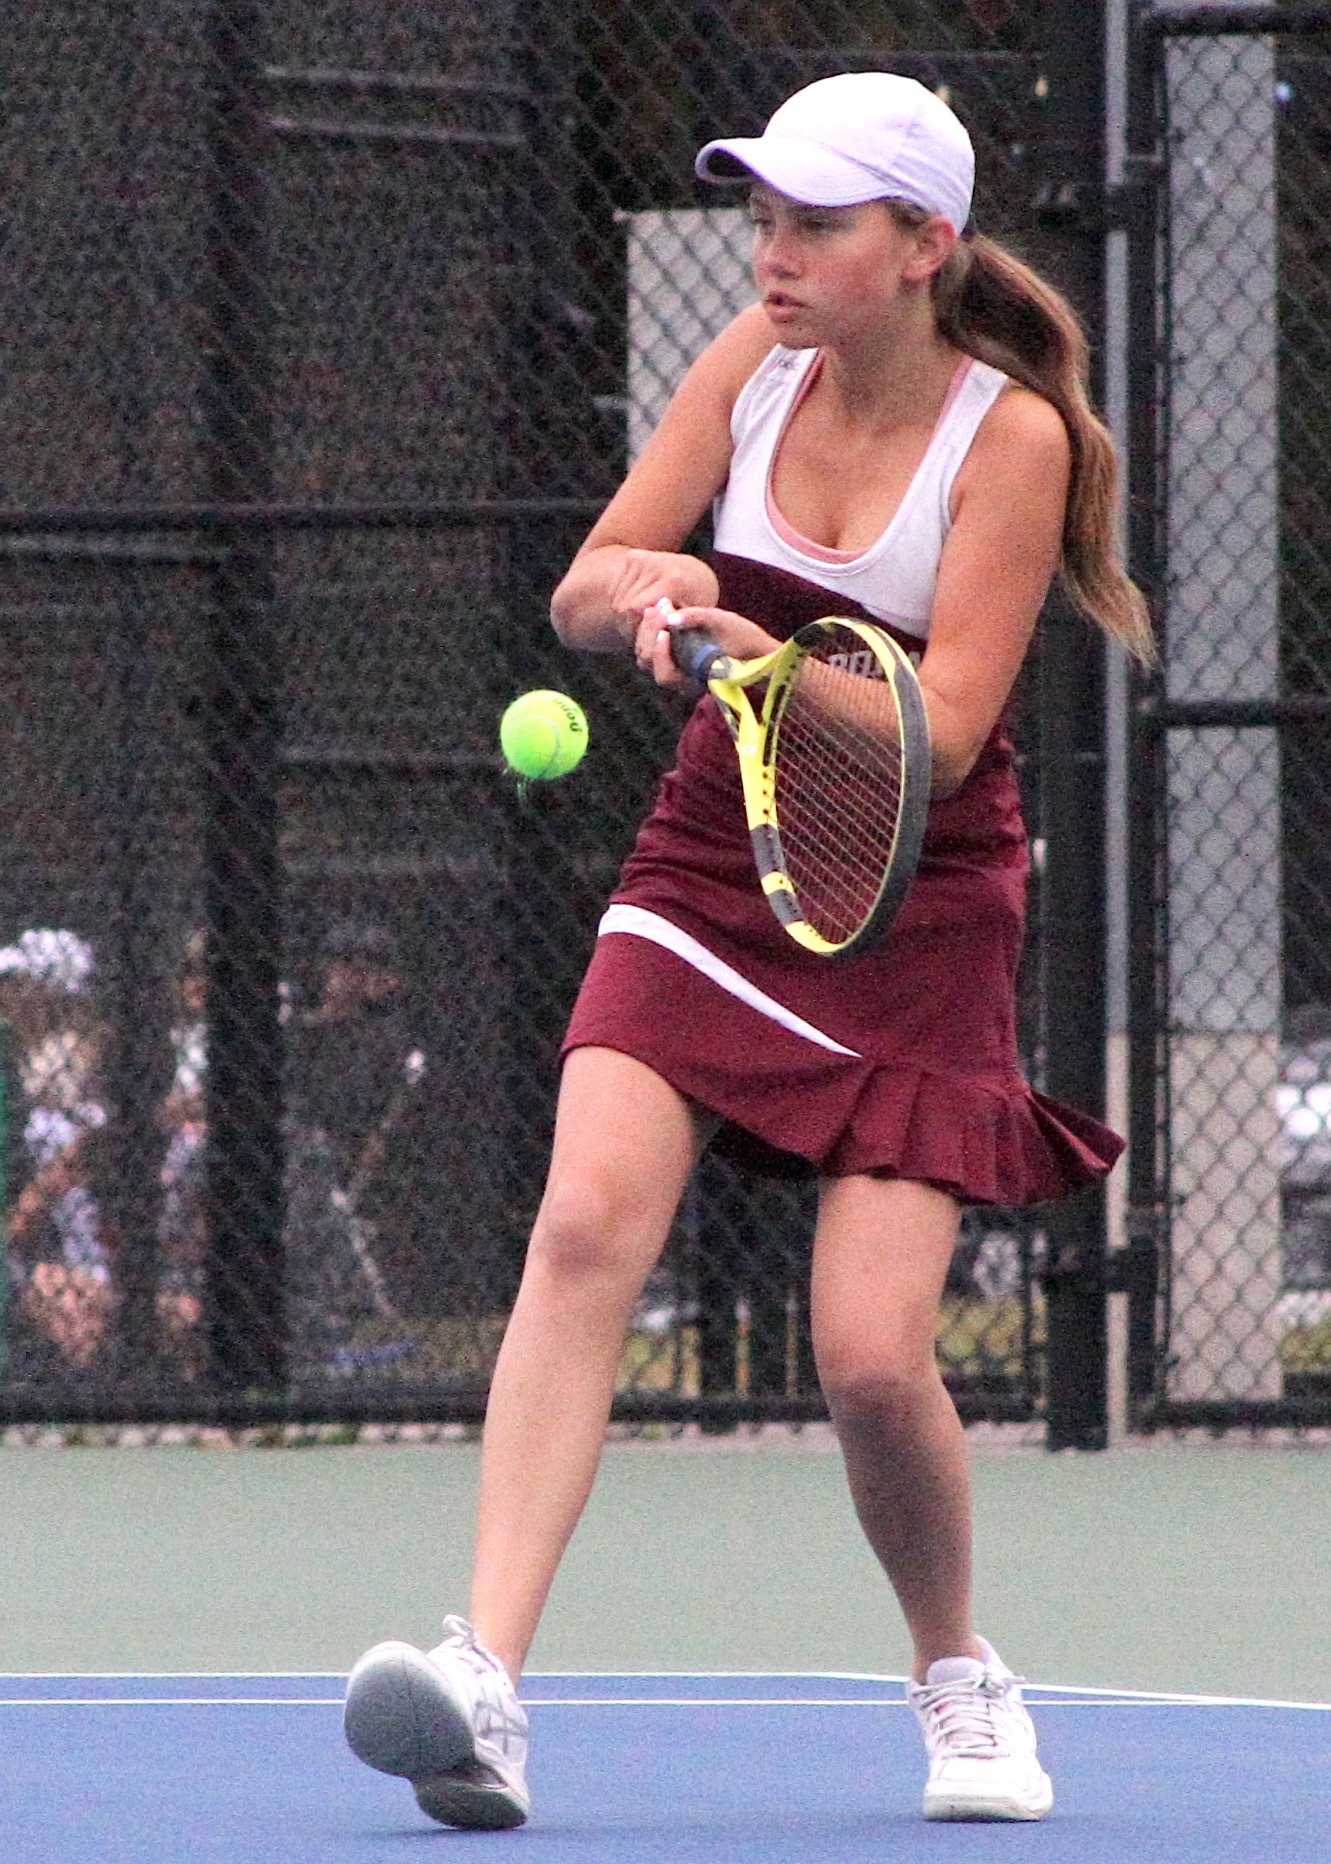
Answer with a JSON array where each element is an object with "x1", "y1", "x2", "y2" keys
[{"x1": 499, "y1": 689, "x2": 588, "y2": 780}]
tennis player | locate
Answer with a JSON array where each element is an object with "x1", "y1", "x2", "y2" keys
[{"x1": 345, "y1": 71, "x2": 1153, "y2": 1830}]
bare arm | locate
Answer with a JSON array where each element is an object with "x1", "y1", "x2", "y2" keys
[
  {"x1": 550, "y1": 307, "x2": 776, "y2": 656},
  {"x1": 918, "y1": 387, "x2": 1071, "y2": 797}
]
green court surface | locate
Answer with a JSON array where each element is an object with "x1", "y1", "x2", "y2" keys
[{"x1": 2, "y1": 1434, "x2": 1326, "y2": 1701}]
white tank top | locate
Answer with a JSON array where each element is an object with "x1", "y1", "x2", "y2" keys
[{"x1": 712, "y1": 346, "x2": 1010, "y2": 642}]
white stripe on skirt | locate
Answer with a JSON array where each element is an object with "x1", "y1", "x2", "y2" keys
[{"x1": 597, "y1": 903, "x2": 861, "y2": 1059}]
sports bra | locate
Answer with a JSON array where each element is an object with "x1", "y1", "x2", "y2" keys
[{"x1": 711, "y1": 346, "x2": 1010, "y2": 641}]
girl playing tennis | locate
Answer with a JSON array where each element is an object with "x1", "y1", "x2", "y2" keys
[{"x1": 344, "y1": 70, "x2": 1152, "y2": 1830}]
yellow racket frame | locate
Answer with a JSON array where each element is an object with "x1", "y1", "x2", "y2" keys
[{"x1": 675, "y1": 616, "x2": 931, "y2": 958}]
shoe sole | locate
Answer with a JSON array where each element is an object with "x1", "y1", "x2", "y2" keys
[
  {"x1": 344, "y1": 1642, "x2": 474, "y2": 1778},
  {"x1": 343, "y1": 1642, "x2": 527, "y2": 1831},
  {"x1": 413, "y1": 1771, "x2": 528, "y2": 1831},
  {"x1": 924, "y1": 1781, "x2": 1054, "y2": 1822}
]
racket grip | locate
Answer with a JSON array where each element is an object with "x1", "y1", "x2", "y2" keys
[{"x1": 668, "y1": 628, "x2": 728, "y2": 685}]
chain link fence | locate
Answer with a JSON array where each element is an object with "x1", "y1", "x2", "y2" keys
[
  {"x1": 0, "y1": 0, "x2": 1094, "y2": 1428},
  {"x1": 1129, "y1": 7, "x2": 1331, "y2": 1425}
]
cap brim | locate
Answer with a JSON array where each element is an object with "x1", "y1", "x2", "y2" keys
[{"x1": 694, "y1": 134, "x2": 890, "y2": 207}]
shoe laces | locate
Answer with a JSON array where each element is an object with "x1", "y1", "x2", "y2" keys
[
  {"x1": 439, "y1": 1615, "x2": 506, "y2": 1680},
  {"x1": 437, "y1": 1616, "x2": 527, "y2": 1756},
  {"x1": 912, "y1": 1669, "x2": 1022, "y2": 1759}
]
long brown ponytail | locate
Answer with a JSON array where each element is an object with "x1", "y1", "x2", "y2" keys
[{"x1": 896, "y1": 209, "x2": 1155, "y2": 664}]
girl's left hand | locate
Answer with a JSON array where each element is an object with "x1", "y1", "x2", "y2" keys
[{"x1": 636, "y1": 600, "x2": 782, "y2": 687}]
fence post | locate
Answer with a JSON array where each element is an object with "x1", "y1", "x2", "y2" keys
[
  {"x1": 1034, "y1": 0, "x2": 1112, "y2": 1451},
  {"x1": 0, "y1": 1018, "x2": 7, "y2": 1380},
  {"x1": 201, "y1": 1, "x2": 286, "y2": 1389},
  {"x1": 1123, "y1": 8, "x2": 1168, "y2": 1424},
  {"x1": 1159, "y1": 11, "x2": 1285, "y2": 1411},
  {"x1": 102, "y1": 598, "x2": 173, "y2": 1378}
]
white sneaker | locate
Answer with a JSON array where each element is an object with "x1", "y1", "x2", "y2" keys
[
  {"x1": 343, "y1": 1615, "x2": 530, "y2": 1829},
  {"x1": 907, "y1": 1638, "x2": 1053, "y2": 1821}
]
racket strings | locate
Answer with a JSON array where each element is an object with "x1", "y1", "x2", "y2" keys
[{"x1": 771, "y1": 651, "x2": 908, "y2": 947}]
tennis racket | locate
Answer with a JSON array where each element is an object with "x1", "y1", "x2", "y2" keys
[{"x1": 663, "y1": 607, "x2": 931, "y2": 959}]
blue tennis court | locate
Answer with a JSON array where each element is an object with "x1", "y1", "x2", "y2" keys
[{"x1": 4, "y1": 1667, "x2": 1327, "y2": 1862}]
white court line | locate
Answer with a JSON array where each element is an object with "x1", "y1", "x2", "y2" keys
[
  {"x1": 1, "y1": 1673, "x2": 1328, "y2": 1714},
  {"x1": 0, "y1": 1698, "x2": 343, "y2": 1709},
  {"x1": 1023, "y1": 1685, "x2": 1331, "y2": 1712},
  {"x1": 518, "y1": 1697, "x2": 1331, "y2": 1711},
  {"x1": 0, "y1": 1669, "x2": 906, "y2": 1697},
  {"x1": 0, "y1": 1697, "x2": 904, "y2": 1711},
  {"x1": 530, "y1": 1672, "x2": 1331, "y2": 1711},
  {"x1": 2, "y1": 1699, "x2": 1329, "y2": 1713},
  {"x1": 0, "y1": 1677, "x2": 344, "y2": 1692}
]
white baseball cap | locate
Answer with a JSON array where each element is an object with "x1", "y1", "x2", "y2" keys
[{"x1": 695, "y1": 72, "x2": 974, "y2": 236}]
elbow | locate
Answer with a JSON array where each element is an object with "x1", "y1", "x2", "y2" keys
[
  {"x1": 549, "y1": 565, "x2": 618, "y2": 652},
  {"x1": 549, "y1": 577, "x2": 578, "y2": 648},
  {"x1": 928, "y1": 741, "x2": 982, "y2": 801},
  {"x1": 919, "y1": 689, "x2": 988, "y2": 799},
  {"x1": 549, "y1": 568, "x2": 631, "y2": 655}
]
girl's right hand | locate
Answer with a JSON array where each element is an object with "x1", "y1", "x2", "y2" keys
[{"x1": 636, "y1": 600, "x2": 781, "y2": 686}]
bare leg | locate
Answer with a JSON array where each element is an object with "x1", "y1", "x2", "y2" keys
[
  {"x1": 470, "y1": 1047, "x2": 709, "y2": 1681},
  {"x1": 810, "y1": 1175, "x2": 979, "y2": 1681}
]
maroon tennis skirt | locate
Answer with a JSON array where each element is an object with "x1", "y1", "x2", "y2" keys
[{"x1": 563, "y1": 554, "x2": 1123, "y2": 1204}]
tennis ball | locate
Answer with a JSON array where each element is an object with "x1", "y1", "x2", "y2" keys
[{"x1": 499, "y1": 689, "x2": 588, "y2": 780}]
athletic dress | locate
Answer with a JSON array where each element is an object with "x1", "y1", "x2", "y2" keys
[{"x1": 563, "y1": 345, "x2": 1124, "y2": 1203}]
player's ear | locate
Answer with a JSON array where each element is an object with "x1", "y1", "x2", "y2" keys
[{"x1": 902, "y1": 214, "x2": 958, "y2": 283}]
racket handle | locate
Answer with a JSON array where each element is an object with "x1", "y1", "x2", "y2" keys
[{"x1": 667, "y1": 626, "x2": 728, "y2": 685}]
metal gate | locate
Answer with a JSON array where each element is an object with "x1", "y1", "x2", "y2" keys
[{"x1": 1125, "y1": 3, "x2": 1331, "y2": 1428}]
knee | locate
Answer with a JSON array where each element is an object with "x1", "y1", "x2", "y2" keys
[
  {"x1": 818, "y1": 1345, "x2": 941, "y2": 1428},
  {"x1": 526, "y1": 1173, "x2": 643, "y2": 1290}
]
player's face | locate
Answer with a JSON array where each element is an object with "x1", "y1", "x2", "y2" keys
[{"x1": 748, "y1": 185, "x2": 948, "y2": 349}]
